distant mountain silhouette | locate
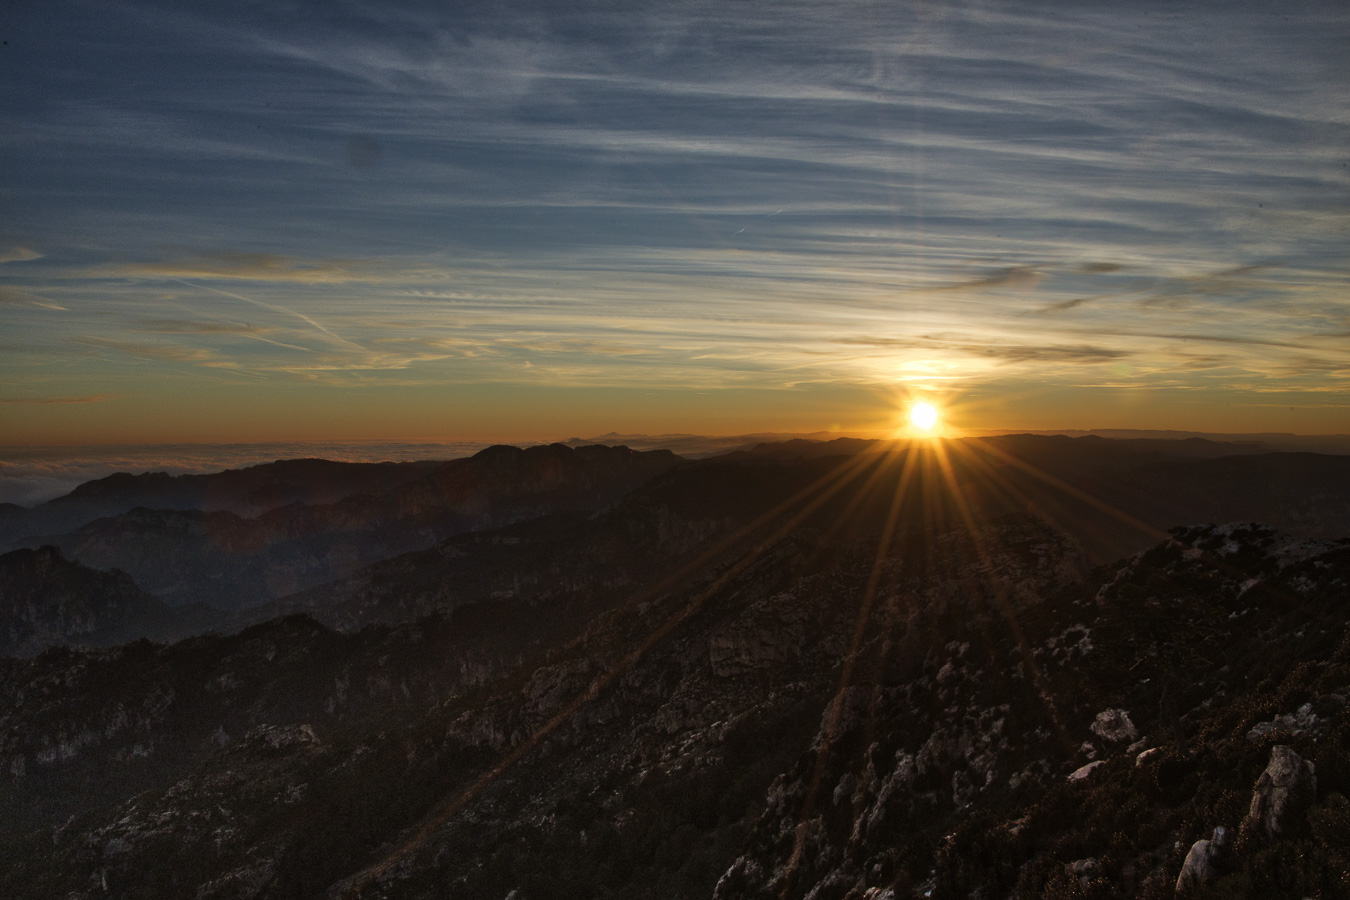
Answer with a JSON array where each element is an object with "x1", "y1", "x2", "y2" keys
[
  {"x1": 6, "y1": 433, "x2": 1350, "y2": 671},
  {"x1": 0, "y1": 458, "x2": 444, "y2": 545},
  {"x1": 243, "y1": 436, "x2": 1350, "y2": 635},
  {"x1": 9, "y1": 444, "x2": 682, "y2": 610}
]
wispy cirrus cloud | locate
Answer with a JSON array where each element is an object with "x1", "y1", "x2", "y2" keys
[
  {"x1": 137, "y1": 319, "x2": 272, "y2": 335},
  {"x1": 0, "y1": 247, "x2": 42, "y2": 264},
  {"x1": 0, "y1": 394, "x2": 116, "y2": 405},
  {"x1": 107, "y1": 253, "x2": 377, "y2": 284},
  {"x1": 70, "y1": 337, "x2": 217, "y2": 362},
  {"x1": 0, "y1": 286, "x2": 66, "y2": 311},
  {"x1": 1033, "y1": 296, "x2": 1100, "y2": 315}
]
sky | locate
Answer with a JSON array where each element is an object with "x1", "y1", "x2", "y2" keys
[{"x1": 1, "y1": 0, "x2": 1348, "y2": 446}]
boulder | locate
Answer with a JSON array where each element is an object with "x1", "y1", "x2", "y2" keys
[
  {"x1": 1240, "y1": 745, "x2": 1316, "y2": 842},
  {"x1": 1175, "y1": 825, "x2": 1227, "y2": 893},
  {"x1": 1091, "y1": 708, "x2": 1139, "y2": 743},
  {"x1": 1066, "y1": 857, "x2": 1099, "y2": 887},
  {"x1": 1068, "y1": 760, "x2": 1105, "y2": 782}
]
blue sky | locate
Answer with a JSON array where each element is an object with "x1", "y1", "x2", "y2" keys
[{"x1": 2, "y1": 0, "x2": 1348, "y2": 443}]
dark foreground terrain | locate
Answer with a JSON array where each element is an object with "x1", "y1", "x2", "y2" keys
[{"x1": 1, "y1": 438, "x2": 1347, "y2": 898}]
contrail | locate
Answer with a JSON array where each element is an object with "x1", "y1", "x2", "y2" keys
[{"x1": 172, "y1": 278, "x2": 366, "y2": 351}]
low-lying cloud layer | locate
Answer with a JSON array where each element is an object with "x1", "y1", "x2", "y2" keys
[{"x1": 0, "y1": 442, "x2": 494, "y2": 507}]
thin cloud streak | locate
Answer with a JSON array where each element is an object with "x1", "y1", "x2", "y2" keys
[
  {"x1": 109, "y1": 254, "x2": 379, "y2": 284},
  {"x1": 0, "y1": 394, "x2": 116, "y2": 405},
  {"x1": 69, "y1": 338, "x2": 216, "y2": 362},
  {"x1": 0, "y1": 247, "x2": 43, "y2": 264}
]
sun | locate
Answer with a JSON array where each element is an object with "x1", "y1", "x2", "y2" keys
[{"x1": 908, "y1": 401, "x2": 941, "y2": 433}]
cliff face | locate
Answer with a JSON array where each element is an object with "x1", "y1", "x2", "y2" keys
[{"x1": 2, "y1": 514, "x2": 1346, "y2": 900}]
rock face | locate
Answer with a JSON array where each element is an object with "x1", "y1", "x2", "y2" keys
[
  {"x1": 708, "y1": 593, "x2": 810, "y2": 677},
  {"x1": 1241, "y1": 745, "x2": 1317, "y2": 843}
]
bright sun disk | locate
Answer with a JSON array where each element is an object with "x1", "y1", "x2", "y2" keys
[{"x1": 909, "y1": 401, "x2": 940, "y2": 432}]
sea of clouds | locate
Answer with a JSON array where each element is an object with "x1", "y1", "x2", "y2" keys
[{"x1": 0, "y1": 442, "x2": 499, "y2": 507}]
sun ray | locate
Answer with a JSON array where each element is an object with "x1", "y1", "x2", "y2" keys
[
  {"x1": 337, "y1": 431, "x2": 1311, "y2": 899},
  {"x1": 962, "y1": 436, "x2": 1171, "y2": 546},
  {"x1": 794, "y1": 440, "x2": 911, "y2": 569}
]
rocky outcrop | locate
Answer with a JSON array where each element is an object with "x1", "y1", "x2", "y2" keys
[
  {"x1": 1091, "y1": 708, "x2": 1138, "y2": 743},
  {"x1": 240, "y1": 723, "x2": 320, "y2": 754},
  {"x1": 1241, "y1": 745, "x2": 1317, "y2": 843},
  {"x1": 1246, "y1": 702, "x2": 1322, "y2": 741},
  {"x1": 1175, "y1": 825, "x2": 1227, "y2": 893}
]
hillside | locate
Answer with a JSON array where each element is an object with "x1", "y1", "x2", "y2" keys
[
  {"x1": 0, "y1": 546, "x2": 223, "y2": 658},
  {"x1": 1, "y1": 508, "x2": 1345, "y2": 898}
]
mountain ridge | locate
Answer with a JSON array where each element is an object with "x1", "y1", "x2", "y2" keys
[{"x1": 7, "y1": 443, "x2": 684, "y2": 611}]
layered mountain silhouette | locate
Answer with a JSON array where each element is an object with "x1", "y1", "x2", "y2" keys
[
  {"x1": 5, "y1": 444, "x2": 681, "y2": 609},
  {"x1": 0, "y1": 436, "x2": 1347, "y2": 898},
  {"x1": 0, "y1": 457, "x2": 446, "y2": 546}
]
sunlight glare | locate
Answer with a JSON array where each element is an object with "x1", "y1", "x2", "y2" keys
[{"x1": 909, "y1": 401, "x2": 940, "y2": 433}]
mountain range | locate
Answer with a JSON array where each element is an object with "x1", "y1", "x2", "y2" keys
[{"x1": 0, "y1": 435, "x2": 1347, "y2": 898}]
